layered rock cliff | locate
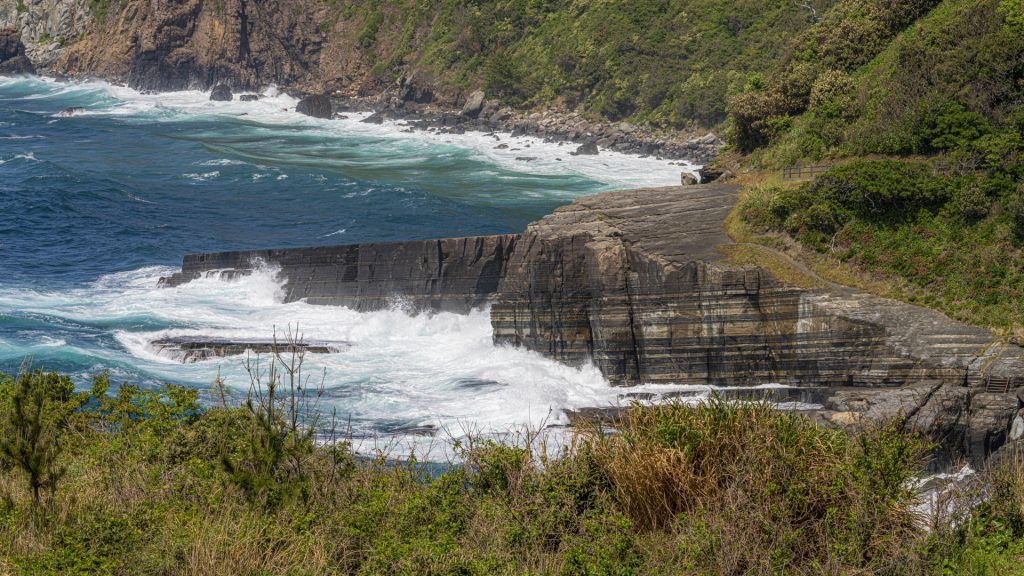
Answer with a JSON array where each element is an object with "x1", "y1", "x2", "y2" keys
[
  {"x1": 0, "y1": 0, "x2": 89, "y2": 67},
  {"x1": 491, "y1": 185, "x2": 1023, "y2": 389},
  {"x1": 165, "y1": 184, "x2": 1024, "y2": 464}
]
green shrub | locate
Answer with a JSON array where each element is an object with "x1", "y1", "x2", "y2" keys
[
  {"x1": 809, "y1": 159, "x2": 948, "y2": 218},
  {"x1": 0, "y1": 370, "x2": 84, "y2": 505},
  {"x1": 922, "y1": 101, "x2": 993, "y2": 152}
]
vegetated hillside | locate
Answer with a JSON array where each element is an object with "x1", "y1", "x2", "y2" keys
[
  {"x1": 730, "y1": 0, "x2": 1024, "y2": 334},
  {"x1": 49, "y1": 0, "x2": 835, "y2": 127}
]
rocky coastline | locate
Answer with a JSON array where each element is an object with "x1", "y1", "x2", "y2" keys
[
  {"x1": 163, "y1": 183, "x2": 1024, "y2": 469},
  {"x1": 0, "y1": 0, "x2": 725, "y2": 168},
  {"x1": 316, "y1": 87, "x2": 724, "y2": 165}
]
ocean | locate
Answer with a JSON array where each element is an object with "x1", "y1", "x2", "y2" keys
[{"x1": 0, "y1": 75, "x2": 715, "y2": 454}]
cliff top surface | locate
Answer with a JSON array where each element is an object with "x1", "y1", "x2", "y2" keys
[{"x1": 529, "y1": 183, "x2": 741, "y2": 265}]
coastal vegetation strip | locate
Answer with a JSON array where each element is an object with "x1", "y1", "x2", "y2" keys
[{"x1": 1, "y1": 368, "x2": 1023, "y2": 574}]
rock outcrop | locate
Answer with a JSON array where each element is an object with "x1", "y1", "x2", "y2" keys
[
  {"x1": 490, "y1": 186, "x2": 1023, "y2": 390},
  {"x1": 209, "y1": 83, "x2": 233, "y2": 101},
  {"x1": 160, "y1": 234, "x2": 520, "y2": 313},
  {"x1": 461, "y1": 89, "x2": 485, "y2": 118},
  {"x1": 295, "y1": 94, "x2": 332, "y2": 119},
  {"x1": 0, "y1": 0, "x2": 89, "y2": 68},
  {"x1": 152, "y1": 337, "x2": 348, "y2": 363},
  {"x1": 0, "y1": 27, "x2": 33, "y2": 74},
  {"x1": 163, "y1": 184, "x2": 1023, "y2": 464}
]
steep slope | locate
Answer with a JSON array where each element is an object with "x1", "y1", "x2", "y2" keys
[
  {"x1": 1, "y1": 0, "x2": 836, "y2": 126},
  {"x1": 730, "y1": 0, "x2": 1024, "y2": 335}
]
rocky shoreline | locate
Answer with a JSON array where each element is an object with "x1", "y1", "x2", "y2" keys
[
  {"x1": 253, "y1": 84, "x2": 725, "y2": 168},
  {"x1": 323, "y1": 86, "x2": 725, "y2": 166},
  {"x1": 0, "y1": 27, "x2": 724, "y2": 169}
]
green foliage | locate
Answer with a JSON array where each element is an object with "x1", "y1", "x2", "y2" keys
[
  {"x1": 0, "y1": 370, "x2": 84, "y2": 505},
  {"x1": 305, "y1": 0, "x2": 838, "y2": 126},
  {"x1": 922, "y1": 101, "x2": 993, "y2": 152},
  {"x1": 0, "y1": 371, "x2": 957, "y2": 575},
  {"x1": 87, "y1": 0, "x2": 112, "y2": 22},
  {"x1": 727, "y1": 0, "x2": 942, "y2": 150},
  {"x1": 999, "y1": 0, "x2": 1024, "y2": 33},
  {"x1": 737, "y1": 157, "x2": 1024, "y2": 329}
]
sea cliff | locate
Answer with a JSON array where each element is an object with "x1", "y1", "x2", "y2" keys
[{"x1": 166, "y1": 183, "x2": 1024, "y2": 466}]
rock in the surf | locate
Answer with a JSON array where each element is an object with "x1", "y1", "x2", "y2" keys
[
  {"x1": 56, "y1": 107, "x2": 85, "y2": 117},
  {"x1": 0, "y1": 28, "x2": 35, "y2": 75},
  {"x1": 572, "y1": 141, "x2": 599, "y2": 156},
  {"x1": 239, "y1": 94, "x2": 260, "y2": 102},
  {"x1": 295, "y1": 94, "x2": 333, "y2": 119},
  {"x1": 209, "y1": 84, "x2": 233, "y2": 101}
]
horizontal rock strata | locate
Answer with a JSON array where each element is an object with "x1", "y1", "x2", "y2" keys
[
  {"x1": 490, "y1": 185, "x2": 1024, "y2": 390},
  {"x1": 151, "y1": 337, "x2": 349, "y2": 364}
]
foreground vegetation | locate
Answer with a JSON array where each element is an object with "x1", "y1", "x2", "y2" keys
[{"x1": 1, "y1": 367, "x2": 1023, "y2": 575}]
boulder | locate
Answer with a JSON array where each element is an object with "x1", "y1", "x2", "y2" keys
[
  {"x1": 0, "y1": 28, "x2": 34, "y2": 75},
  {"x1": 573, "y1": 141, "x2": 599, "y2": 156},
  {"x1": 239, "y1": 94, "x2": 260, "y2": 102},
  {"x1": 361, "y1": 110, "x2": 386, "y2": 124},
  {"x1": 209, "y1": 84, "x2": 233, "y2": 101},
  {"x1": 295, "y1": 94, "x2": 333, "y2": 119},
  {"x1": 461, "y1": 89, "x2": 486, "y2": 118},
  {"x1": 681, "y1": 172, "x2": 699, "y2": 186}
]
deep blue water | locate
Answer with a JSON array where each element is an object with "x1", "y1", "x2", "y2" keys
[{"x1": 0, "y1": 76, "x2": 688, "y2": 451}]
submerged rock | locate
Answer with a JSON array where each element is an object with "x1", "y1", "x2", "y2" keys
[
  {"x1": 56, "y1": 106, "x2": 85, "y2": 117},
  {"x1": 361, "y1": 110, "x2": 386, "y2": 124},
  {"x1": 295, "y1": 94, "x2": 333, "y2": 119},
  {"x1": 152, "y1": 337, "x2": 350, "y2": 364},
  {"x1": 572, "y1": 141, "x2": 599, "y2": 155},
  {"x1": 209, "y1": 84, "x2": 233, "y2": 101},
  {"x1": 239, "y1": 94, "x2": 260, "y2": 102}
]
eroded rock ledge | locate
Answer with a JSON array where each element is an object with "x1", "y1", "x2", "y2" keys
[{"x1": 163, "y1": 184, "x2": 1024, "y2": 465}]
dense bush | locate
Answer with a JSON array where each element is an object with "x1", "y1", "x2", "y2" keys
[
  {"x1": 0, "y1": 368, "x2": 979, "y2": 575},
  {"x1": 727, "y1": 0, "x2": 942, "y2": 151},
  {"x1": 737, "y1": 158, "x2": 1024, "y2": 329},
  {"x1": 317, "y1": 0, "x2": 838, "y2": 127}
]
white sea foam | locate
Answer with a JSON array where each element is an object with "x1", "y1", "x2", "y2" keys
[
  {"x1": 182, "y1": 170, "x2": 220, "y2": 182},
  {"x1": 0, "y1": 75, "x2": 698, "y2": 188}
]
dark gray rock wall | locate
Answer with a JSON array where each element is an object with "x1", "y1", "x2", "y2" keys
[{"x1": 160, "y1": 234, "x2": 519, "y2": 313}]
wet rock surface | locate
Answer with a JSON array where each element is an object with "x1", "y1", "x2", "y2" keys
[
  {"x1": 295, "y1": 94, "x2": 333, "y2": 119},
  {"x1": 152, "y1": 337, "x2": 349, "y2": 364},
  {"x1": 160, "y1": 234, "x2": 521, "y2": 314},
  {"x1": 209, "y1": 83, "x2": 233, "y2": 101}
]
